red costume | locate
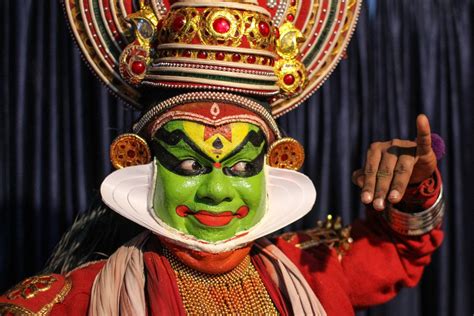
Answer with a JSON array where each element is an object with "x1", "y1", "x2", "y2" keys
[
  {"x1": 1, "y1": 0, "x2": 446, "y2": 314},
  {"x1": 0, "y1": 171, "x2": 443, "y2": 315}
]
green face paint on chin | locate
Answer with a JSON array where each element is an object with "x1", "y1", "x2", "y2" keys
[{"x1": 152, "y1": 120, "x2": 267, "y2": 242}]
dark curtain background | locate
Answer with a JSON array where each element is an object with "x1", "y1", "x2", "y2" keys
[{"x1": 1, "y1": 0, "x2": 472, "y2": 315}]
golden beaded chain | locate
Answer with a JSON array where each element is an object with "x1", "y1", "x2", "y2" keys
[{"x1": 163, "y1": 247, "x2": 279, "y2": 315}]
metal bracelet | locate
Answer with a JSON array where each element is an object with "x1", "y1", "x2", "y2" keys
[{"x1": 383, "y1": 187, "x2": 445, "y2": 236}]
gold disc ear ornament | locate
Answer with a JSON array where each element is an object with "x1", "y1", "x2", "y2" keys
[
  {"x1": 267, "y1": 137, "x2": 305, "y2": 170},
  {"x1": 110, "y1": 134, "x2": 152, "y2": 169}
]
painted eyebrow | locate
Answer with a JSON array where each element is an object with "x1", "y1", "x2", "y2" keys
[
  {"x1": 221, "y1": 130, "x2": 266, "y2": 162},
  {"x1": 153, "y1": 127, "x2": 266, "y2": 162},
  {"x1": 152, "y1": 141, "x2": 212, "y2": 175},
  {"x1": 153, "y1": 128, "x2": 214, "y2": 162}
]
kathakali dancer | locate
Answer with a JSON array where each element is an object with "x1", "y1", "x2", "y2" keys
[{"x1": 0, "y1": 0, "x2": 446, "y2": 315}]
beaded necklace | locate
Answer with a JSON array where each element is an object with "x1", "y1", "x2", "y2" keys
[{"x1": 164, "y1": 247, "x2": 279, "y2": 315}]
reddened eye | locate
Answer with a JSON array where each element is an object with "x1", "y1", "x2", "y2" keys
[
  {"x1": 231, "y1": 162, "x2": 249, "y2": 173},
  {"x1": 224, "y1": 161, "x2": 258, "y2": 177},
  {"x1": 223, "y1": 154, "x2": 265, "y2": 177}
]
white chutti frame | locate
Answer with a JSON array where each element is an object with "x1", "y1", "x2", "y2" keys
[{"x1": 101, "y1": 163, "x2": 316, "y2": 253}]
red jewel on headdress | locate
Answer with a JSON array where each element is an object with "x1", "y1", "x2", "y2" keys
[
  {"x1": 258, "y1": 21, "x2": 270, "y2": 37},
  {"x1": 131, "y1": 61, "x2": 146, "y2": 75},
  {"x1": 197, "y1": 51, "x2": 208, "y2": 59},
  {"x1": 182, "y1": 50, "x2": 192, "y2": 57},
  {"x1": 216, "y1": 52, "x2": 226, "y2": 60},
  {"x1": 213, "y1": 17, "x2": 231, "y2": 34},
  {"x1": 232, "y1": 53, "x2": 241, "y2": 62},
  {"x1": 283, "y1": 74, "x2": 295, "y2": 85},
  {"x1": 172, "y1": 15, "x2": 186, "y2": 32},
  {"x1": 247, "y1": 55, "x2": 256, "y2": 64},
  {"x1": 287, "y1": 14, "x2": 295, "y2": 22}
]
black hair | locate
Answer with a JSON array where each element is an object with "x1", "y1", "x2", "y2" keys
[{"x1": 42, "y1": 196, "x2": 145, "y2": 274}]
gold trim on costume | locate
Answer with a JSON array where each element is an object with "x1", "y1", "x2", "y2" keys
[{"x1": 0, "y1": 277, "x2": 72, "y2": 316}]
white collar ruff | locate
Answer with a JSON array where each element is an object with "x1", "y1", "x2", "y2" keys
[{"x1": 101, "y1": 163, "x2": 316, "y2": 253}]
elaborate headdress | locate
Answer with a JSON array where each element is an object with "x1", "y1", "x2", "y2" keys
[
  {"x1": 65, "y1": 0, "x2": 361, "y2": 251},
  {"x1": 65, "y1": 0, "x2": 361, "y2": 124}
]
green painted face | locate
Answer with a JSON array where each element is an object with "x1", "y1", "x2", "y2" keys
[{"x1": 151, "y1": 120, "x2": 267, "y2": 242}]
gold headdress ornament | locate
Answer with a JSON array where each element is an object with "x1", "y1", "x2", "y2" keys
[{"x1": 65, "y1": 0, "x2": 361, "y2": 169}]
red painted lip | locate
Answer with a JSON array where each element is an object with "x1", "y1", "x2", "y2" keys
[{"x1": 176, "y1": 205, "x2": 249, "y2": 227}]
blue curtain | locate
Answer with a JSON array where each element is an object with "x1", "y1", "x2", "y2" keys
[{"x1": 1, "y1": 1, "x2": 472, "y2": 315}]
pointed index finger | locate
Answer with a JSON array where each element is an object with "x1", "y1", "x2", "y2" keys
[{"x1": 416, "y1": 114, "x2": 432, "y2": 156}]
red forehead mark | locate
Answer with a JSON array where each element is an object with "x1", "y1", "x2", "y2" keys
[
  {"x1": 213, "y1": 162, "x2": 222, "y2": 169},
  {"x1": 203, "y1": 124, "x2": 232, "y2": 142}
]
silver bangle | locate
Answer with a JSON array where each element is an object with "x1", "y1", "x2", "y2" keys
[{"x1": 383, "y1": 186, "x2": 445, "y2": 236}]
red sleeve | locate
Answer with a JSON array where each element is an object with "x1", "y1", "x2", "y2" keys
[
  {"x1": 50, "y1": 261, "x2": 106, "y2": 315},
  {"x1": 0, "y1": 261, "x2": 105, "y2": 316},
  {"x1": 0, "y1": 274, "x2": 70, "y2": 315},
  {"x1": 274, "y1": 169, "x2": 444, "y2": 314},
  {"x1": 341, "y1": 169, "x2": 444, "y2": 308}
]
